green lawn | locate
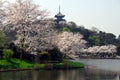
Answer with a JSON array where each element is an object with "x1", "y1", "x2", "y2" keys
[
  {"x1": 0, "y1": 59, "x2": 34, "y2": 69},
  {"x1": 0, "y1": 58, "x2": 84, "y2": 70},
  {"x1": 64, "y1": 61, "x2": 84, "y2": 68}
]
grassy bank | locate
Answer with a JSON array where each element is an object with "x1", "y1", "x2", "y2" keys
[
  {"x1": 0, "y1": 59, "x2": 84, "y2": 70},
  {"x1": 0, "y1": 59, "x2": 34, "y2": 69}
]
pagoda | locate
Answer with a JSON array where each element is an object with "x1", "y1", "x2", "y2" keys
[{"x1": 54, "y1": 5, "x2": 66, "y2": 24}]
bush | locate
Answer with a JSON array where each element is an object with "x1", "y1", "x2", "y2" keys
[
  {"x1": 40, "y1": 51, "x2": 50, "y2": 61},
  {"x1": 3, "y1": 49, "x2": 13, "y2": 62},
  {"x1": 48, "y1": 47, "x2": 63, "y2": 62},
  {"x1": 62, "y1": 27, "x2": 70, "y2": 32}
]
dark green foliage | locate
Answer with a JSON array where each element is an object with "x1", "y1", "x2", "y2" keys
[
  {"x1": 38, "y1": 47, "x2": 63, "y2": 62},
  {"x1": 99, "y1": 31, "x2": 117, "y2": 45},
  {"x1": 52, "y1": 61, "x2": 84, "y2": 69},
  {"x1": 40, "y1": 51, "x2": 50, "y2": 61},
  {"x1": 3, "y1": 49, "x2": 13, "y2": 62},
  {"x1": 88, "y1": 35, "x2": 100, "y2": 46},
  {"x1": 48, "y1": 47, "x2": 63, "y2": 62},
  {"x1": 65, "y1": 61, "x2": 84, "y2": 68},
  {"x1": 62, "y1": 27, "x2": 70, "y2": 32},
  {"x1": 116, "y1": 46, "x2": 120, "y2": 55},
  {"x1": 37, "y1": 47, "x2": 63, "y2": 62},
  {"x1": 70, "y1": 27, "x2": 92, "y2": 41}
]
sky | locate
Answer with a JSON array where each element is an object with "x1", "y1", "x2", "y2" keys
[{"x1": 8, "y1": 0, "x2": 120, "y2": 37}]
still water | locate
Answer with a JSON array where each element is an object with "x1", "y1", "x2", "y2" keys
[{"x1": 0, "y1": 59, "x2": 120, "y2": 80}]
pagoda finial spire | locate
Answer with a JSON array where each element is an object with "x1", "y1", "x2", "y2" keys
[{"x1": 59, "y1": 5, "x2": 60, "y2": 13}]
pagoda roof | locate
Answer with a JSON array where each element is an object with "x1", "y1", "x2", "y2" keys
[{"x1": 55, "y1": 12, "x2": 65, "y2": 17}]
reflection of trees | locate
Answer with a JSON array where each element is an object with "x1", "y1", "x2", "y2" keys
[
  {"x1": 0, "y1": 71, "x2": 32, "y2": 80},
  {"x1": 84, "y1": 68, "x2": 119, "y2": 80},
  {"x1": 57, "y1": 70, "x2": 85, "y2": 80},
  {"x1": 32, "y1": 70, "x2": 85, "y2": 80},
  {"x1": 32, "y1": 70, "x2": 60, "y2": 80},
  {"x1": 33, "y1": 71, "x2": 39, "y2": 80},
  {"x1": 116, "y1": 74, "x2": 120, "y2": 80},
  {"x1": 0, "y1": 69, "x2": 120, "y2": 80}
]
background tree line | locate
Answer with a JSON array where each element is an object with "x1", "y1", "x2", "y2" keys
[{"x1": 58, "y1": 21, "x2": 120, "y2": 56}]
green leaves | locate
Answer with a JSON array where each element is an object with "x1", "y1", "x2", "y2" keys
[
  {"x1": 62, "y1": 27, "x2": 70, "y2": 32},
  {"x1": 3, "y1": 49, "x2": 13, "y2": 62},
  {"x1": 89, "y1": 35, "x2": 100, "y2": 45}
]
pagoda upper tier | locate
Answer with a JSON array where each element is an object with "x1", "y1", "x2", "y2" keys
[{"x1": 54, "y1": 5, "x2": 66, "y2": 23}]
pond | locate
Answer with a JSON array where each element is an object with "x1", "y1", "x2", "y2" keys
[
  {"x1": 75, "y1": 59, "x2": 120, "y2": 72},
  {"x1": 0, "y1": 59, "x2": 120, "y2": 80}
]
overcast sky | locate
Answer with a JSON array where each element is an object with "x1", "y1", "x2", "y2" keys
[{"x1": 8, "y1": 0, "x2": 120, "y2": 36}]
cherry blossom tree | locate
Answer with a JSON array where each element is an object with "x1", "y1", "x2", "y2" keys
[
  {"x1": 0, "y1": 0, "x2": 7, "y2": 48},
  {"x1": 52, "y1": 31, "x2": 87, "y2": 58},
  {"x1": 14, "y1": 20, "x2": 56, "y2": 54},
  {"x1": 0, "y1": 0, "x2": 6, "y2": 23},
  {"x1": 2, "y1": 0, "x2": 56, "y2": 56},
  {"x1": 0, "y1": 0, "x2": 7, "y2": 29},
  {"x1": 84, "y1": 45, "x2": 117, "y2": 58},
  {"x1": 86, "y1": 45, "x2": 117, "y2": 54},
  {"x1": 5, "y1": 0, "x2": 48, "y2": 24}
]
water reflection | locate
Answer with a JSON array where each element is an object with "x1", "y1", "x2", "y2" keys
[
  {"x1": 0, "y1": 69, "x2": 120, "y2": 80},
  {"x1": 77, "y1": 59, "x2": 120, "y2": 72},
  {"x1": 83, "y1": 68, "x2": 120, "y2": 80}
]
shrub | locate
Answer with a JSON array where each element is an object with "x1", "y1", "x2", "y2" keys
[
  {"x1": 62, "y1": 27, "x2": 70, "y2": 32},
  {"x1": 48, "y1": 47, "x2": 63, "y2": 62},
  {"x1": 3, "y1": 49, "x2": 13, "y2": 62},
  {"x1": 40, "y1": 51, "x2": 50, "y2": 63}
]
